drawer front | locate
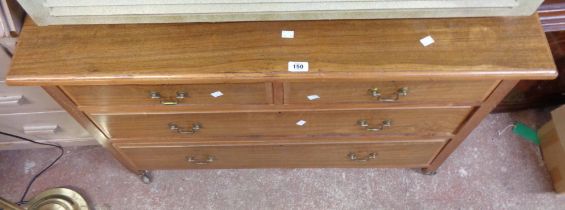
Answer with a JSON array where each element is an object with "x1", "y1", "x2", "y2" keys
[
  {"x1": 0, "y1": 111, "x2": 92, "y2": 140},
  {"x1": 116, "y1": 140, "x2": 447, "y2": 169},
  {"x1": 0, "y1": 82, "x2": 63, "y2": 114},
  {"x1": 285, "y1": 80, "x2": 497, "y2": 104},
  {"x1": 62, "y1": 83, "x2": 272, "y2": 106},
  {"x1": 92, "y1": 108, "x2": 472, "y2": 139}
]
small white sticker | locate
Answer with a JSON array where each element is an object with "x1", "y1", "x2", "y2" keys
[
  {"x1": 210, "y1": 91, "x2": 223, "y2": 98},
  {"x1": 288, "y1": 61, "x2": 309, "y2": 72},
  {"x1": 296, "y1": 120, "x2": 307, "y2": 126},
  {"x1": 281, "y1": 30, "x2": 294, "y2": 38},
  {"x1": 307, "y1": 95, "x2": 320, "y2": 101},
  {"x1": 420, "y1": 35, "x2": 435, "y2": 47}
]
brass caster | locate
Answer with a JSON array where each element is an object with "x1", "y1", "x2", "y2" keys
[
  {"x1": 421, "y1": 169, "x2": 437, "y2": 176},
  {"x1": 139, "y1": 170, "x2": 153, "y2": 184}
]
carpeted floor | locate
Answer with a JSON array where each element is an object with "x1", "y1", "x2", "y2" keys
[{"x1": 1, "y1": 109, "x2": 564, "y2": 209}]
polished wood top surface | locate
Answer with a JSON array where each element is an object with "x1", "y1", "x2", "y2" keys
[{"x1": 8, "y1": 15, "x2": 557, "y2": 86}]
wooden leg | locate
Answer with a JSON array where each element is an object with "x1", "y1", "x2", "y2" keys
[
  {"x1": 423, "y1": 80, "x2": 519, "y2": 173},
  {"x1": 42, "y1": 86, "x2": 139, "y2": 174}
]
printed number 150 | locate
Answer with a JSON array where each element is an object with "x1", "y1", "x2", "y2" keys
[{"x1": 288, "y1": 61, "x2": 309, "y2": 72}]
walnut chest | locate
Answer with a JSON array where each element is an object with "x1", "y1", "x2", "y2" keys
[{"x1": 7, "y1": 15, "x2": 557, "y2": 177}]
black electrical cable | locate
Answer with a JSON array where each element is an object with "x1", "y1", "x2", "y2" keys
[{"x1": 0, "y1": 131, "x2": 64, "y2": 205}]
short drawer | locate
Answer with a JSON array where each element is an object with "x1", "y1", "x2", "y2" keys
[
  {"x1": 91, "y1": 108, "x2": 472, "y2": 139},
  {"x1": 0, "y1": 82, "x2": 63, "y2": 114},
  {"x1": 62, "y1": 83, "x2": 272, "y2": 106},
  {"x1": 285, "y1": 80, "x2": 498, "y2": 105},
  {"x1": 115, "y1": 139, "x2": 447, "y2": 169},
  {"x1": 0, "y1": 111, "x2": 92, "y2": 141}
]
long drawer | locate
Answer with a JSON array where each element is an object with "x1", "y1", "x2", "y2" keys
[
  {"x1": 91, "y1": 108, "x2": 472, "y2": 139},
  {"x1": 285, "y1": 80, "x2": 498, "y2": 105},
  {"x1": 62, "y1": 83, "x2": 272, "y2": 106},
  {"x1": 115, "y1": 139, "x2": 447, "y2": 169}
]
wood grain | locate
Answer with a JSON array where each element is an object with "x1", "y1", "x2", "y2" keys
[
  {"x1": 423, "y1": 80, "x2": 519, "y2": 173},
  {"x1": 285, "y1": 80, "x2": 498, "y2": 105},
  {"x1": 78, "y1": 103, "x2": 482, "y2": 114},
  {"x1": 89, "y1": 108, "x2": 472, "y2": 139},
  {"x1": 115, "y1": 139, "x2": 447, "y2": 169},
  {"x1": 8, "y1": 15, "x2": 556, "y2": 173},
  {"x1": 61, "y1": 83, "x2": 272, "y2": 106},
  {"x1": 42, "y1": 86, "x2": 139, "y2": 173},
  {"x1": 109, "y1": 135, "x2": 454, "y2": 144},
  {"x1": 272, "y1": 81, "x2": 284, "y2": 105},
  {"x1": 7, "y1": 15, "x2": 557, "y2": 86}
]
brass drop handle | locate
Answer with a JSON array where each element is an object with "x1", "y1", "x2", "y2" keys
[
  {"x1": 348, "y1": 152, "x2": 377, "y2": 162},
  {"x1": 368, "y1": 87, "x2": 408, "y2": 102},
  {"x1": 150, "y1": 91, "x2": 187, "y2": 105},
  {"x1": 357, "y1": 119, "x2": 392, "y2": 132},
  {"x1": 168, "y1": 122, "x2": 201, "y2": 134},
  {"x1": 187, "y1": 155, "x2": 215, "y2": 165}
]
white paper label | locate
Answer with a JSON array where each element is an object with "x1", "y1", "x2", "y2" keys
[
  {"x1": 281, "y1": 30, "x2": 294, "y2": 38},
  {"x1": 210, "y1": 91, "x2": 224, "y2": 98},
  {"x1": 420, "y1": 35, "x2": 435, "y2": 47},
  {"x1": 307, "y1": 95, "x2": 320, "y2": 101},
  {"x1": 288, "y1": 61, "x2": 309, "y2": 72},
  {"x1": 296, "y1": 120, "x2": 307, "y2": 126}
]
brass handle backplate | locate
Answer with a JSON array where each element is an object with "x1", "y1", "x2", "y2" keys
[
  {"x1": 150, "y1": 91, "x2": 187, "y2": 105},
  {"x1": 357, "y1": 119, "x2": 392, "y2": 132},
  {"x1": 168, "y1": 122, "x2": 201, "y2": 134},
  {"x1": 348, "y1": 152, "x2": 377, "y2": 162},
  {"x1": 187, "y1": 155, "x2": 215, "y2": 165},
  {"x1": 368, "y1": 87, "x2": 408, "y2": 102}
]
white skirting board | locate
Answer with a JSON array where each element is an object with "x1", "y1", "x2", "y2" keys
[{"x1": 19, "y1": 0, "x2": 544, "y2": 26}]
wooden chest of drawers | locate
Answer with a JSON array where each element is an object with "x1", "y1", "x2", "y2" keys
[{"x1": 6, "y1": 15, "x2": 557, "y2": 177}]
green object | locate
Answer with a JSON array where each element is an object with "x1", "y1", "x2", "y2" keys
[{"x1": 512, "y1": 122, "x2": 540, "y2": 145}]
